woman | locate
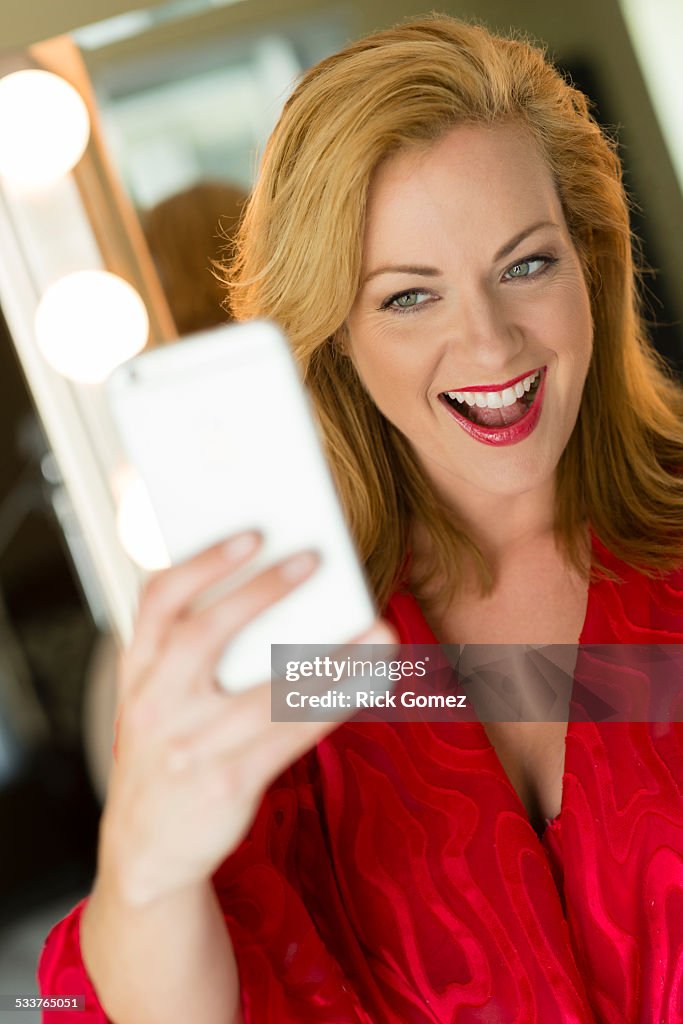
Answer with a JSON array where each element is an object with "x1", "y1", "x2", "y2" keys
[
  {"x1": 39, "y1": 14, "x2": 683, "y2": 1023},
  {"x1": 141, "y1": 180, "x2": 248, "y2": 332}
]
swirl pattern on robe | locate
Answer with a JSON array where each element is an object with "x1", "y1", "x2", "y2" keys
[{"x1": 38, "y1": 530, "x2": 683, "y2": 1022}]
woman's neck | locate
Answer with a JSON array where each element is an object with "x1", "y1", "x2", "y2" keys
[{"x1": 408, "y1": 507, "x2": 558, "y2": 595}]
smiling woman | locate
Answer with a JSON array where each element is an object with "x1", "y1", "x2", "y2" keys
[
  {"x1": 229, "y1": 21, "x2": 683, "y2": 613},
  {"x1": 39, "y1": 13, "x2": 683, "y2": 1024}
]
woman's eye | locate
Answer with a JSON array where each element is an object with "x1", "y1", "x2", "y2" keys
[
  {"x1": 504, "y1": 255, "x2": 556, "y2": 281},
  {"x1": 381, "y1": 289, "x2": 432, "y2": 313}
]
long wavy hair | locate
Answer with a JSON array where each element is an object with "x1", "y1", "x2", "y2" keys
[{"x1": 223, "y1": 14, "x2": 683, "y2": 608}]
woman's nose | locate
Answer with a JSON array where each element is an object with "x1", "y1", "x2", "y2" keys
[{"x1": 447, "y1": 290, "x2": 524, "y2": 366}]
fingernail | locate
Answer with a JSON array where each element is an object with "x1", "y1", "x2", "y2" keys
[
  {"x1": 281, "y1": 551, "x2": 318, "y2": 582},
  {"x1": 222, "y1": 531, "x2": 260, "y2": 561}
]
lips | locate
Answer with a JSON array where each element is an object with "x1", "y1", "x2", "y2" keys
[
  {"x1": 443, "y1": 369, "x2": 542, "y2": 425},
  {"x1": 454, "y1": 366, "x2": 544, "y2": 394},
  {"x1": 440, "y1": 367, "x2": 547, "y2": 447}
]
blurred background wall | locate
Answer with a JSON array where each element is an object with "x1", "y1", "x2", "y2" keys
[{"x1": 0, "y1": 0, "x2": 680, "y2": 1012}]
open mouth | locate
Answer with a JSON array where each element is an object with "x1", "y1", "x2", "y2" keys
[{"x1": 440, "y1": 368, "x2": 544, "y2": 428}]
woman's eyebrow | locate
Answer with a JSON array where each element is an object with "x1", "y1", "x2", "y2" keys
[
  {"x1": 362, "y1": 220, "x2": 562, "y2": 286},
  {"x1": 494, "y1": 220, "x2": 561, "y2": 261},
  {"x1": 362, "y1": 264, "x2": 442, "y2": 286}
]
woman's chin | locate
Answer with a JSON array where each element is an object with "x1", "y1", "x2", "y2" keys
[{"x1": 412, "y1": 430, "x2": 565, "y2": 504}]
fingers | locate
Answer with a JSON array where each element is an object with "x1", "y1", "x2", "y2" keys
[
  {"x1": 162, "y1": 681, "x2": 273, "y2": 774},
  {"x1": 164, "y1": 688, "x2": 350, "y2": 802},
  {"x1": 131, "y1": 550, "x2": 319, "y2": 705},
  {"x1": 120, "y1": 531, "x2": 262, "y2": 693},
  {"x1": 162, "y1": 616, "x2": 397, "y2": 772}
]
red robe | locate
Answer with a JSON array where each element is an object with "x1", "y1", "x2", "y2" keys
[{"x1": 38, "y1": 531, "x2": 683, "y2": 1022}]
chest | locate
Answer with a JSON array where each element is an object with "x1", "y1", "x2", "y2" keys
[{"x1": 416, "y1": 557, "x2": 590, "y2": 834}]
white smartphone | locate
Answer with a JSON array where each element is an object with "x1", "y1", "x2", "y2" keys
[{"x1": 105, "y1": 320, "x2": 377, "y2": 692}]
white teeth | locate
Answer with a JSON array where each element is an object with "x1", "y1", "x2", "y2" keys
[{"x1": 446, "y1": 369, "x2": 541, "y2": 409}]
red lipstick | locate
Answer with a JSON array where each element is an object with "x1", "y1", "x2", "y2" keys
[
  {"x1": 454, "y1": 366, "x2": 544, "y2": 393},
  {"x1": 441, "y1": 368, "x2": 547, "y2": 447}
]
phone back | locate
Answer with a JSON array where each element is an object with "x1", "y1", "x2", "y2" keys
[{"x1": 106, "y1": 321, "x2": 376, "y2": 691}]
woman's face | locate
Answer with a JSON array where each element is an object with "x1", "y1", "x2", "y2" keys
[{"x1": 345, "y1": 122, "x2": 593, "y2": 509}]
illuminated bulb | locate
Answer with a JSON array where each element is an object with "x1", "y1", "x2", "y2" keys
[
  {"x1": 114, "y1": 467, "x2": 170, "y2": 571},
  {"x1": 0, "y1": 70, "x2": 90, "y2": 189},
  {"x1": 35, "y1": 271, "x2": 149, "y2": 383}
]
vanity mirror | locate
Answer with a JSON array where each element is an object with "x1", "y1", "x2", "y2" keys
[{"x1": 0, "y1": 0, "x2": 352, "y2": 641}]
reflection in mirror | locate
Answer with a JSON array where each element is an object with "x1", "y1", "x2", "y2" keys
[{"x1": 141, "y1": 181, "x2": 248, "y2": 332}]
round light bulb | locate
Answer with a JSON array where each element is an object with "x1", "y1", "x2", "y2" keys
[
  {"x1": 0, "y1": 70, "x2": 90, "y2": 189},
  {"x1": 114, "y1": 467, "x2": 170, "y2": 572},
  {"x1": 35, "y1": 271, "x2": 149, "y2": 383}
]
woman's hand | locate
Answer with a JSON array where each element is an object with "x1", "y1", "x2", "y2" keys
[{"x1": 98, "y1": 531, "x2": 393, "y2": 906}]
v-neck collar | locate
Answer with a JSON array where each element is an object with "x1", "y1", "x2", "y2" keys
[{"x1": 392, "y1": 527, "x2": 604, "y2": 843}]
